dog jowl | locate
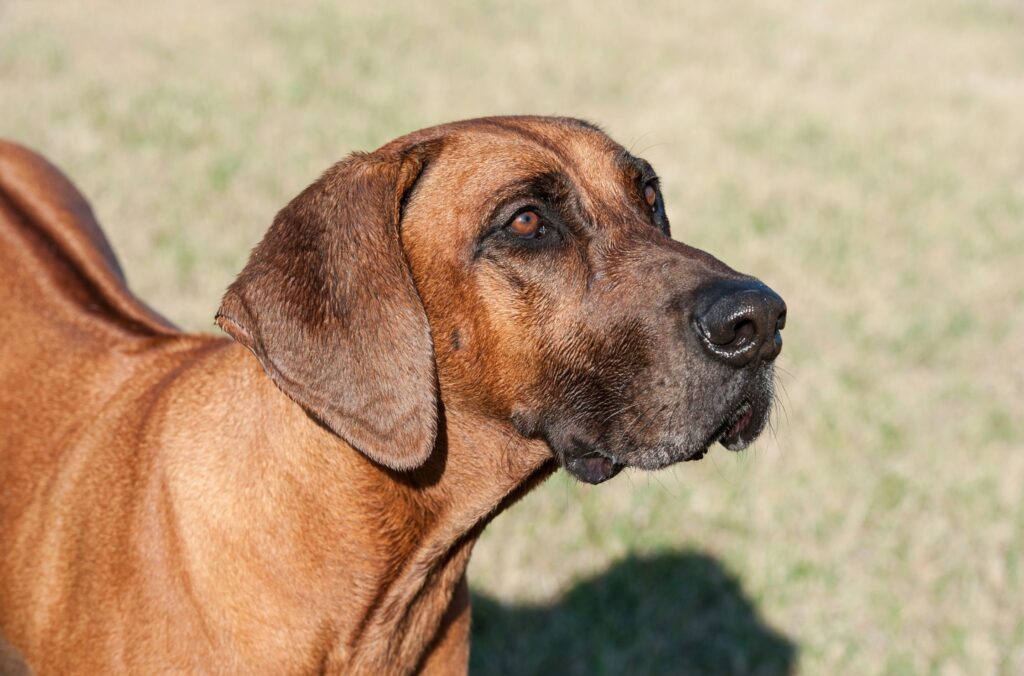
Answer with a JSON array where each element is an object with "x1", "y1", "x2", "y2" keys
[
  {"x1": 221, "y1": 116, "x2": 787, "y2": 485},
  {"x1": 0, "y1": 117, "x2": 787, "y2": 673}
]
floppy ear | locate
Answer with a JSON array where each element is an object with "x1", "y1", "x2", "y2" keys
[{"x1": 216, "y1": 147, "x2": 437, "y2": 470}]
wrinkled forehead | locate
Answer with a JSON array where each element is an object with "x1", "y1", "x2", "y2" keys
[{"x1": 425, "y1": 119, "x2": 639, "y2": 212}]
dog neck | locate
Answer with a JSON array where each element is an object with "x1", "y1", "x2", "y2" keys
[
  {"x1": 345, "y1": 407, "x2": 557, "y2": 672},
  {"x1": 187, "y1": 342, "x2": 558, "y2": 672}
]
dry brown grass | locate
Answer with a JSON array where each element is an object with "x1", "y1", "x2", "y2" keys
[{"x1": 3, "y1": 1, "x2": 1023, "y2": 673}]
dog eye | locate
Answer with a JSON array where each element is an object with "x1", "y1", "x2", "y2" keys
[
  {"x1": 644, "y1": 184, "x2": 658, "y2": 208},
  {"x1": 643, "y1": 180, "x2": 668, "y2": 231},
  {"x1": 507, "y1": 210, "x2": 546, "y2": 239}
]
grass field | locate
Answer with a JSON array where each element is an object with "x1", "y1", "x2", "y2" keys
[{"x1": 3, "y1": 1, "x2": 1023, "y2": 673}]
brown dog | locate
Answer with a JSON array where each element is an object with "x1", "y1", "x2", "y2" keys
[{"x1": 0, "y1": 117, "x2": 786, "y2": 674}]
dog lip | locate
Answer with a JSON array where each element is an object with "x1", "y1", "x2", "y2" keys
[
  {"x1": 562, "y1": 450, "x2": 624, "y2": 484},
  {"x1": 717, "y1": 400, "x2": 755, "y2": 449},
  {"x1": 684, "y1": 445, "x2": 710, "y2": 462},
  {"x1": 557, "y1": 394, "x2": 765, "y2": 478}
]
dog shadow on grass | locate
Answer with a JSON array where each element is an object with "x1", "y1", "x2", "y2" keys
[{"x1": 470, "y1": 551, "x2": 796, "y2": 676}]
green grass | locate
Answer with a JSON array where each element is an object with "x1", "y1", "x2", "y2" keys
[{"x1": 2, "y1": 1, "x2": 1023, "y2": 673}]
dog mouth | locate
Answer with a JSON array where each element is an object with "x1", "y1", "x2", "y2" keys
[
  {"x1": 714, "y1": 399, "x2": 757, "y2": 451},
  {"x1": 562, "y1": 450, "x2": 625, "y2": 485},
  {"x1": 665, "y1": 400, "x2": 756, "y2": 465},
  {"x1": 555, "y1": 382, "x2": 772, "y2": 484},
  {"x1": 687, "y1": 398, "x2": 762, "y2": 459},
  {"x1": 561, "y1": 397, "x2": 765, "y2": 483}
]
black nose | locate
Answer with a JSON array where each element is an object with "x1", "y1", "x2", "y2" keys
[{"x1": 694, "y1": 280, "x2": 787, "y2": 367}]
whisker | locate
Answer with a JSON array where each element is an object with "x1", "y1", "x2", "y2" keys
[{"x1": 601, "y1": 400, "x2": 641, "y2": 425}]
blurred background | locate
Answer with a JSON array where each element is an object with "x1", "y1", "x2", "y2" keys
[{"x1": 2, "y1": 1, "x2": 1022, "y2": 673}]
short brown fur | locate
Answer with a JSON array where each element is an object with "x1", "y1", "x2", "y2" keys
[{"x1": 0, "y1": 116, "x2": 781, "y2": 674}]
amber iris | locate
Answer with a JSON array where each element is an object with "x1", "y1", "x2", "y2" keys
[
  {"x1": 509, "y1": 210, "x2": 543, "y2": 238},
  {"x1": 644, "y1": 184, "x2": 658, "y2": 208}
]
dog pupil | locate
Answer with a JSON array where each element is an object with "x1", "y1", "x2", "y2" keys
[{"x1": 511, "y1": 211, "x2": 541, "y2": 237}]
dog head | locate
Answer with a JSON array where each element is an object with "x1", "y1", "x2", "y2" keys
[{"x1": 218, "y1": 116, "x2": 786, "y2": 483}]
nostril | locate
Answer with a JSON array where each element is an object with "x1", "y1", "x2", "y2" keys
[
  {"x1": 732, "y1": 320, "x2": 757, "y2": 347},
  {"x1": 693, "y1": 280, "x2": 787, "y2": 367},
  {"x1": 767, "y1": 307, "x2": 786, "y2": 359},
  {"x1": 699, "y1": 313, "x2": 756, "y2": 347}
]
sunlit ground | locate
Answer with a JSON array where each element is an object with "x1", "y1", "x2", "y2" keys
[{"x1": 2, "y1": 1, "x2": 1022, "y2": 673}]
